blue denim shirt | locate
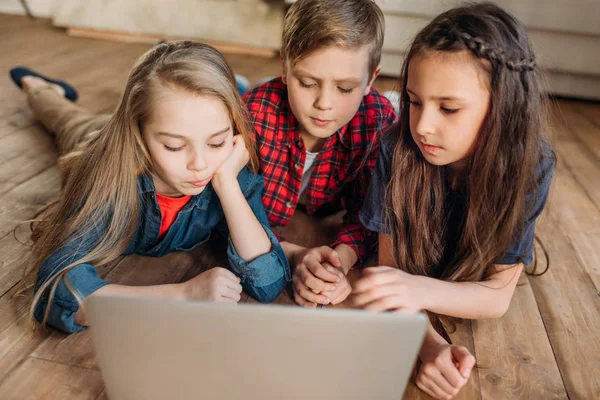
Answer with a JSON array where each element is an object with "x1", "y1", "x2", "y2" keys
[{"x1": 34, "y1": 167, "x2": 291, "y2": 333}]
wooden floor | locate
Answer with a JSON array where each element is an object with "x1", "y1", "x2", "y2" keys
[{"x1": 0, "y1": 14, "x2": 598, "y2": 400}]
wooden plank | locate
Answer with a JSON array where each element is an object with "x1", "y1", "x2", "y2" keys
[
  {"x1": 0, "y1": 107, "x2": 35, "y2": 139},
  {"x1": 0, "y1": 357, "x2": 104, "y2": 400},
  {"x1": 0, "y1": 286, "x2": 53, "y2": 385},
  {"x1": 547, "y1": 133, "x2": 600, "y2": 293},
  {"x1": 0, "y1": 166, "x2": 60, "y2": 238},
  {"x1": 0, "y1": 128, "x2": 57, "y2": 192},
  {"x1": 531, "y1": 210, "x2": 600, "y2": 399},
  {"x1": 471, "y1": 270, "x2": 567, "y2": 399},
  {"x1": 569, "y1": 101, "x2": 600, "y2": 129},
  {"x1": 555, "y1": 101, "x2": 600, "y2": 164},
  {"x1": 0, "y1": 258, "x2": 122, "y2": 384},
  {"x1": 0, "y1": 167, "x2": 61, "y2": 298}
]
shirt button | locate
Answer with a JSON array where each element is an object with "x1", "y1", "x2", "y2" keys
[
  {"x1": 294, "y1": 162, "x2": 302, "y2": 170},
  {"x1": 285, "y1": 201, "x2": 294, "y2": 208}
]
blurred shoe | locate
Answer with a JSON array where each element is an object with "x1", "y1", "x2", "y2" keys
[
  {"x1": 235, "y1": 74, "x2": 250, "y2": 96},
  {"x1": 10, "y1": 66, "x2": 78, "y2": 102}
]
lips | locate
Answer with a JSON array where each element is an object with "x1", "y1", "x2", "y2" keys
[
  {"x1": 311, "y1": 117, "x2": 333, "y2": 127},
  {"x1": 421, "y1": 143, "x2": 441, "y2": 154},
  {"x1": 189, "y1": 176, "x2": 212, "y2": 187}
]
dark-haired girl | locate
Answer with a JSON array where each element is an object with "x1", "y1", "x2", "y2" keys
[{"x1": 354, "y1": 3, "x2": 555, "y2": 398}]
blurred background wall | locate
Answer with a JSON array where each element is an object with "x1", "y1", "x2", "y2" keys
[{"x1": 1, "y1": 0, "x2": 599, "y2": 100}]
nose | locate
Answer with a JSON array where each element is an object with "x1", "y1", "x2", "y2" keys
[
  {"x1": 188, "y1": 149, "x2": 208, "y2": 172},
  {"x1": 314, "y1": 87, "x2": 334, "y2": 111},
  {"x1": 413, "y1": 104, "x2": 437, "y2": 138}
]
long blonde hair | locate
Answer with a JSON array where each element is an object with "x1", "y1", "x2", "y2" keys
[{"x1": 22, "y1": 41, "x2": 258, "y2": 326}]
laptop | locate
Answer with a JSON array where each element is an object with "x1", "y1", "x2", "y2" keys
[{"x1": 85, "y1": 296, "x2": 427, "y2": 400}]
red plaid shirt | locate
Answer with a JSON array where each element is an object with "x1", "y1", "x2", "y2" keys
[{"x1": 243, "y1": 78, "x2": 397, "y2": 265}]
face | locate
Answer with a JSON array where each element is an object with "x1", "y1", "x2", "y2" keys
[
  {"x1": 406, "y1": 50, "x2": 491, "y2": 173},
  {"x1": 142, "y1": 88, "x2": 234, "y2": 197},
  {"x1": 283, "y1": 45, "x2": 379, "y2": 151}
]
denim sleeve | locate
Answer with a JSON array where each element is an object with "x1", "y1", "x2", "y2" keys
[
  {"x1": 359, "y1": 126, "x2": 396, "y2": 234},
  {"x1": 34, "y1": 244, "x2": 110, "y2": 334},
  {"x1": 220, "y1": 170, "x2": 291, "y2": 303},
  {"x1": 497, "y1": 150, "x2": 556, "y2": 265}
]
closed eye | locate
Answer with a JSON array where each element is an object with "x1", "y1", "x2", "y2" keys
[
  {"x1": 441, "y1": 107, "x2": 459, "y2": 114},
  {"x1": 208, "y1": 141, "x2": 226, "y2": 149},
  {"x1": 299, "y1": 80, "x2": 315, "y2": 88},
  {"x1": 164, "y1": 144, "x2": 184, "y2": 152}
]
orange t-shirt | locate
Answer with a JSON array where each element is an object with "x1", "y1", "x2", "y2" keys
[{"x1": 156, "y1": 193, "x2": 192, "y2": 238}]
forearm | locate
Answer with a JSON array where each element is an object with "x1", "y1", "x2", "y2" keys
[
  {"x1": 281, "y1": 241, "x2": 306, "y2": 268},
  {"x1": 74, "y1": 282, "x2": 183, "y2": 325},
  {"x1": 421, "y1": 321, "x2": 449, "y2": 351},
  {"x1": 214, "y1": 181, "x2": 271, "y2": 261},
  {"x1": 416, "y1": 273, "x2": 518, "y2": 319},
  {"x1": 333, "y1": 243, "x2": 358, "y2": 275}
]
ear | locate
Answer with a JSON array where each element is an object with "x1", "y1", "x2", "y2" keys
[
  {"x1": 364, "y1": 65, "x2": 382, "y2": 96},
  {"x1": 280, "y1": 53, "x2": 288, "y2": 85}
]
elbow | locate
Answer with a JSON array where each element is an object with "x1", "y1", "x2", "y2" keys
[
  {"x1": 256, "y1": 290, "x2": 279, "y2": 304},
  {"x1": 488, "y1": 300, "x2": 511, "y2": 319},
  {"x1": 245, "y1": 275, "x2": 288, "y2": 304},
  {"x1": 247, "y1": 286, "x2": 279, "y2": 304}
]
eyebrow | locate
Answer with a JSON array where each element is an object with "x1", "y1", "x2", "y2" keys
[
  {"x1": 294, "y1": 70, "x2": 362, "y2": 85},
  {"x1": 156, "y1": 127, "x2": 231, "y2": 140},
  {"x1": 406, "y1": 88, "x2": 468, "y2": 102}
]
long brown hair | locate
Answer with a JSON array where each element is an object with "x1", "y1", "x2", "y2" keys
[
  {"x1": 22, "y1": 41, "x2": 258, "y2": 326},
  {"x1": 385, "y1": 4, "x2": 554, "y2": 286}
]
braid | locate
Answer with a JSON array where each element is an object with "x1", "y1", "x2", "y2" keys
[{"x1": 457, "y1": 31, "x2": 536, "y2": 72}]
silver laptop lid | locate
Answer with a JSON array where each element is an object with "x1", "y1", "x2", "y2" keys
[{"x1": 86, "y1": 296, "x2": 427, "y2": 400}]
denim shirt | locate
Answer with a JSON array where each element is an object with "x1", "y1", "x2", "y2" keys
[{"x1": 34, "y1": 167, "x2": 291, "y2": 333}]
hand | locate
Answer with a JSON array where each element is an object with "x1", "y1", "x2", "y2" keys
[
  {"x1": 213, "y1": 135, "x2": 249, "y2": 188},
  {"x1": 351, "y1": 266, "x2": 425, "y2": 313},
  {"x1": 292, "y1": 246, "x2": 343, "y2": 307},
  {"x1": 416, "y1": 343, "x2": 475, "y2": 399},
  {"x1": 180, "y1": 267, "x2": 242, "y2": 303},
  {"x1": 320, "y1": 263, "x2": 352, "y2": 305}
]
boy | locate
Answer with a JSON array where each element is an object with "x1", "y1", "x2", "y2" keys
[{"x1": 243, "y1": 0, "x2": 396, "y2": 307}]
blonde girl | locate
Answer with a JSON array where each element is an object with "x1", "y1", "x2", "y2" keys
[{"x1": 15, "y1": 41, "x2": 290, "y2": 334}]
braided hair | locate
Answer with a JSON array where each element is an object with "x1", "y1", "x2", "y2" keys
[{"x1": 457, "y1": 31, "x2": 536, "y2": 72}]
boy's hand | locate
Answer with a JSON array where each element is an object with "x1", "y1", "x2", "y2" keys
[
  {"x1": 320, "y1": 262, "x2": 352, "y2": 305},
  {"x1": 351, "y1": 266, "x2": 425, "y2": 313},
  {"x1": 181, "y1": 267, "x2": 242, "y2": 303},
  {"x1": 292, "y1": 246, "x2": 343, "y2": 307},
  {"x1": 417, "y1": 343, "x2": 475, "y2": 399},
  {"x1": 213, "y1": 135, "x2": 249, "y2": 188}
]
